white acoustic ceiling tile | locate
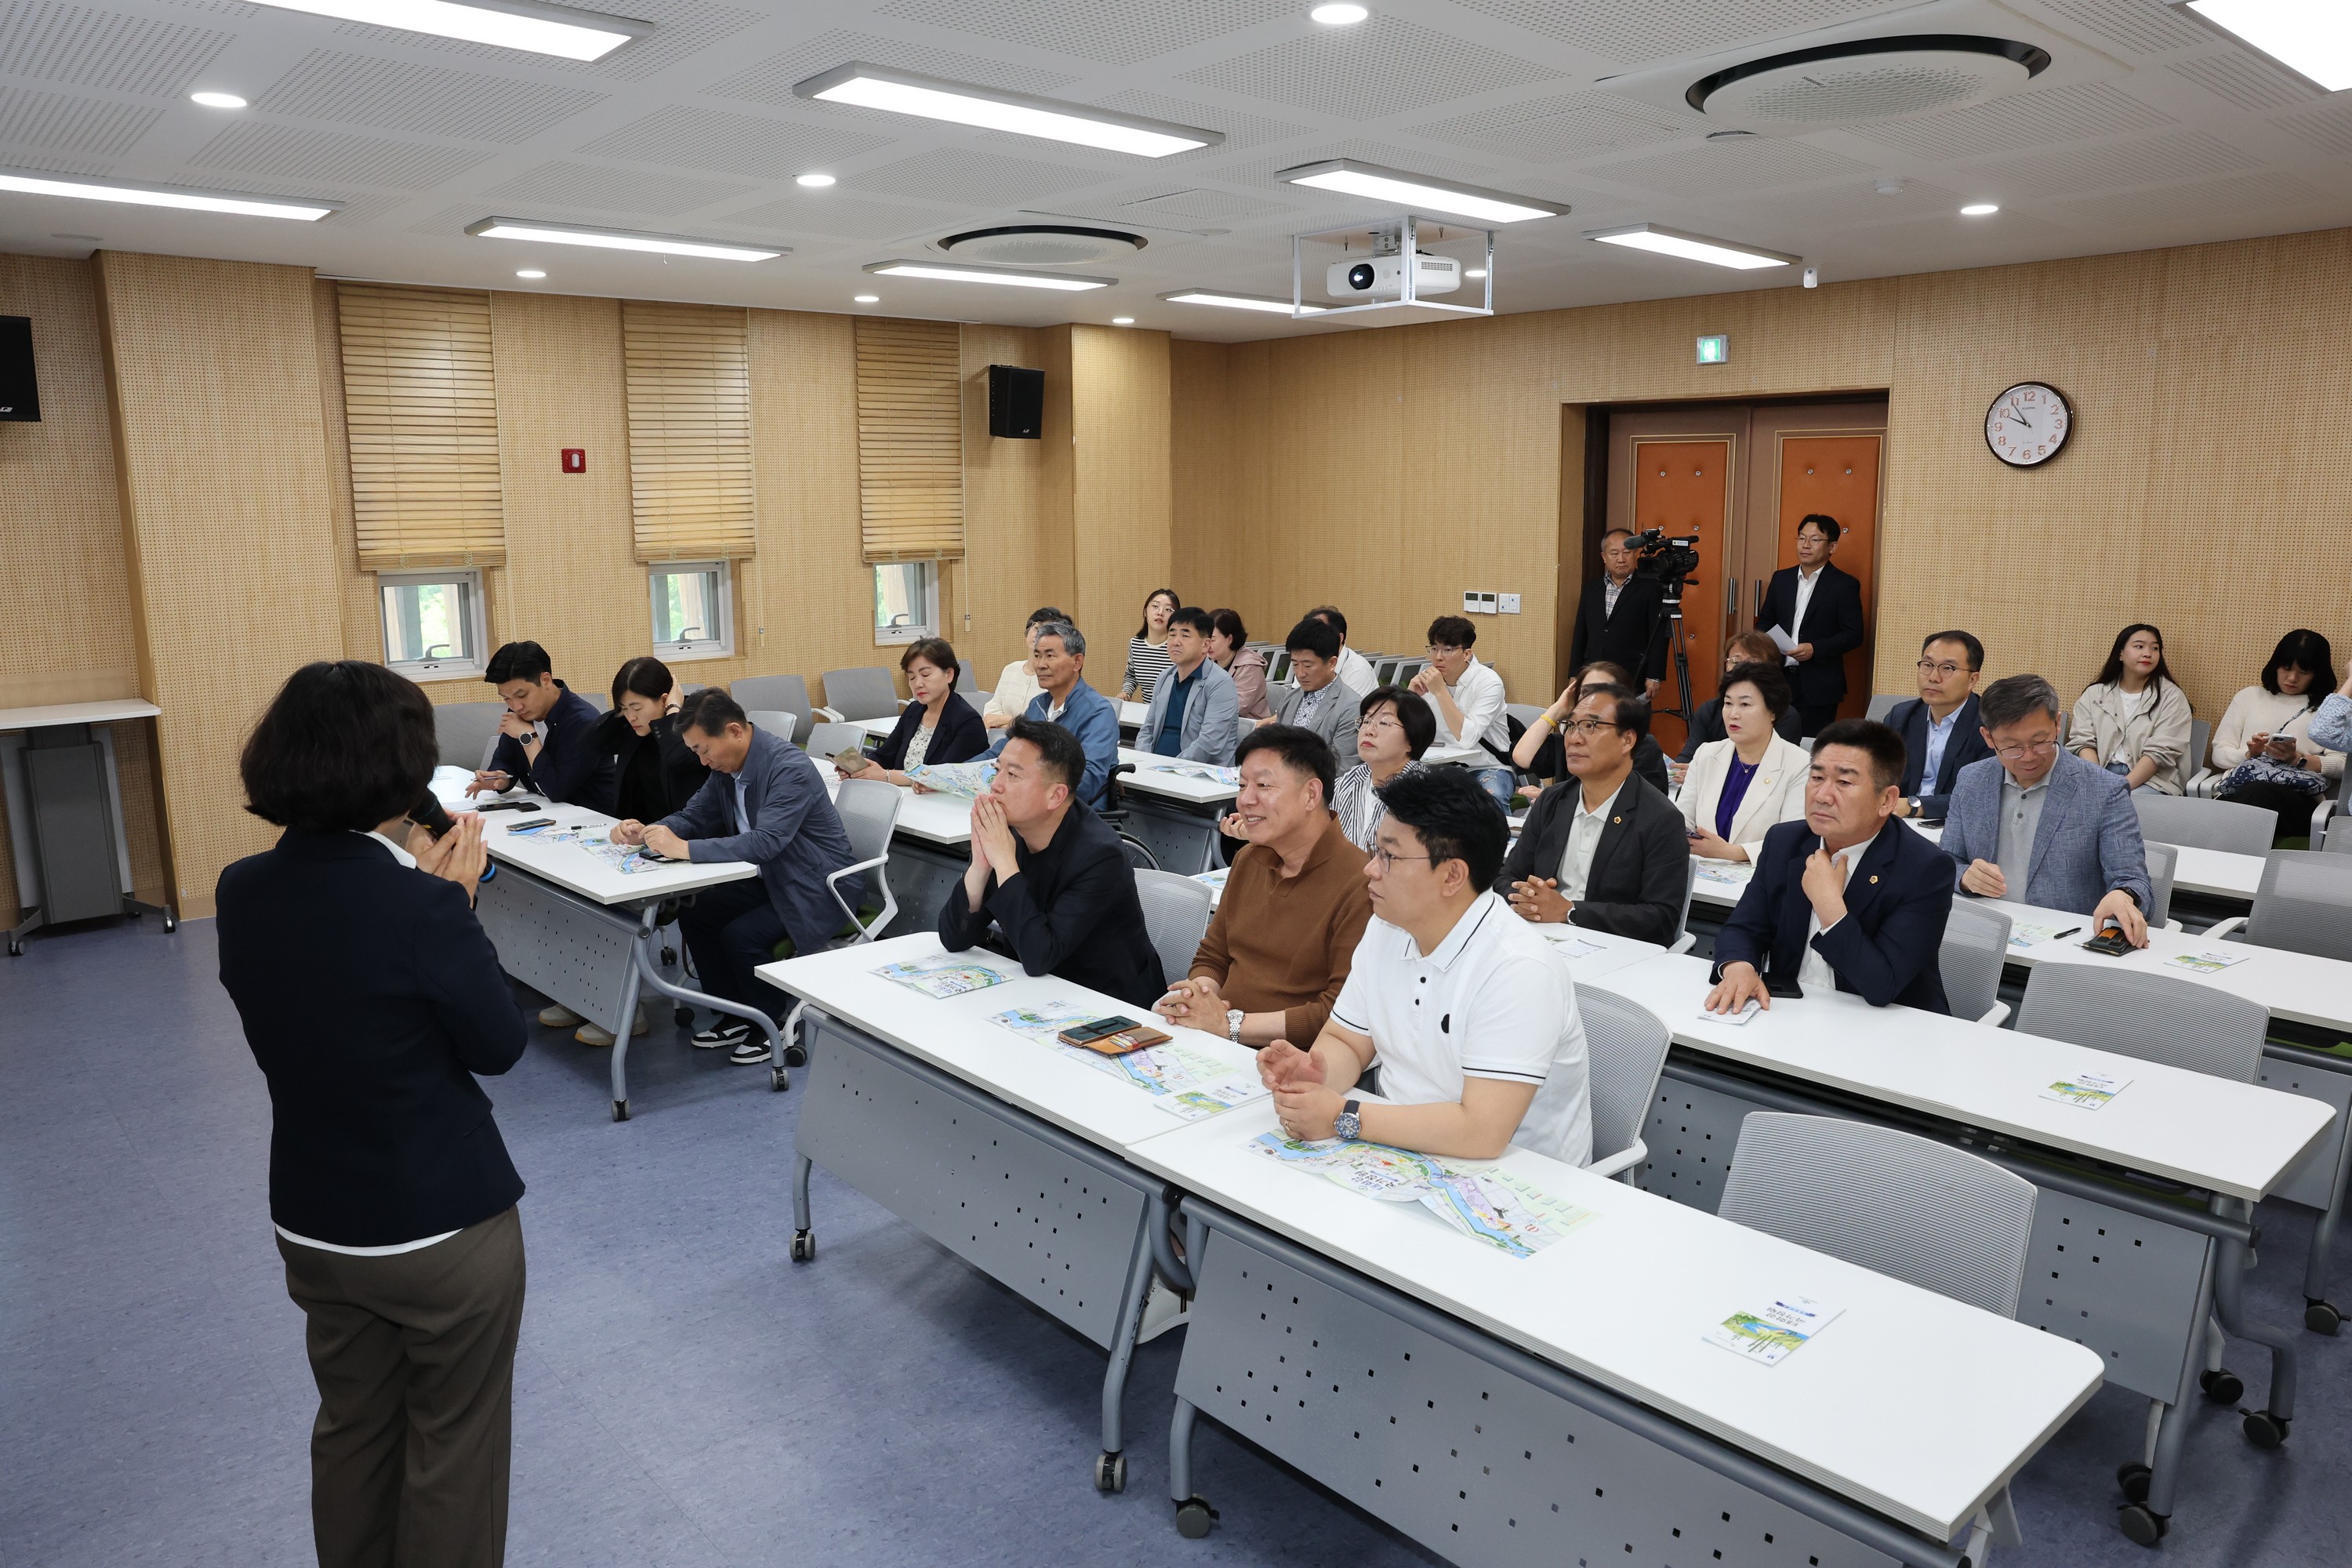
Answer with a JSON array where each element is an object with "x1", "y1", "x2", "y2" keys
[
  {"x1": 2060, "y1": 169, "x2": 2324, "y2": 230},
  {"x1": 576, "y1": 105, "x2": 891, "y2": 177},
  {"x1": 2040, "y1": 0, "x2": 2211, "y2": 56},
  {"x1": 482, "y1": 160, "x2": 757, "y2": 215},
  {"x1": 1443, "y1": 0, "x2": 1890, "y2": 67},
  {"x1": 1964, "y1": 131, "x2": 2259, "y2": 197},
  {"x1": 311, "y1": 191, "x2": 412, "y2": 227},
  {"x1": 0, "y1": 151, "x2": 114, "y2": 176},
  {"x1": 1411, "y1": 92, "x2": 1690, "y2": 162},
  {"x1": 1209, "y1": 142, "x2": 1504, "y2": 194},
  {"x1": 2165, "y1": 53, "x2": 2314, "y2": 114},
  {"x1": 1722, "y1": 175, "x2": 1962, "y2": 225},
  {"x1": 1086, "y1": 90, "x2": 1307, "y2": 151},
  {"x1": 1116, "y1": 186, "x2": 1294, "y2": 221},
  {"x1": 876, "y1": 0, "x2": 1293, "y2": 67},
  {"x1": 0, "y1": 1, "x2": 233, "y2": 96},
  {"x1": 706, "y1": 30, "x2": 1076, "y2": 109},
  {"x1": 855, "y1": 147, "x2": 1115, "y2": 205},
  {"x1": 328, "y1": 0, "x2": 759, "y2": 82},
  {"x1": 1864, "y1": 81, "x2": 2175, "y2": 162},
  {"x1": 2272, "y1": 100, "x2": 2352, "y2": 159},
  {"x1": 405, "y1": 201, "x2": 488, "y2": 236},
  {"x1": 1588, "y1": 137, "x2": 1871, "y2": 198},
  {"x1": 723, "y1": 192, "x2": 948, "y2": 241},
  {"x1": 252, "y1": 50, "x2": 608, "y2": 143},
  {"x1": 1178, "y1": 14, "x2": 1558, "y2": 122},
  {"x1": 187, "y1": 121, "x2": 492, "y2": 187},
  {"x1": 0, "y1": 85, "x2": 161, "y2": 157}
]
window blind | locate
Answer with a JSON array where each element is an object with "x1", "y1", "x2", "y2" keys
[
  {"x1": 855, "y1": 316, "x2": 964, "y2": 562},
  {"x1": 622, "y1": 299, "x2": 755, "y2": 562},
  {"x1": 336, "y1": 282, "x2": 505, "y2": 568}
]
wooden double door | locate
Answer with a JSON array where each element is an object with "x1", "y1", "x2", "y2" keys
[{"x1": 1591, "y1": 401, "x2": 1886, "y2": 754}]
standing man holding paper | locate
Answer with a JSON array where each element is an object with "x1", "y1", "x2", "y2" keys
[{"x1": 1756, "y1": 514, "x2": 1866, "y2": 737}]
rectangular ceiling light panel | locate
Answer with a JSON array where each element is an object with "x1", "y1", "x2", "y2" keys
[
  {"x1": 2179, "y1": 1, "x2": 2352, "y2": 91},
  {"x1": 1584, "y1": 223, "x2": 1795, "y2": 270},
  {"x1": 241, "y1": 0, "x2": 647, "y2": 60},
  {"x1": 1160, "y1": 289, "x2": 1327, "y2": 314},
  {"x1": 1278, "y1": 159, "x2": 1561, "y2": 224},
  {"x1": 867, "y1": 260, "x2": 1112, "y2": 291},
  {"x1": 0, "y1": 167, "x2": 336, "y2": 220},
  {"x1": 797, "y1": 63, "x2": 1221, "y2": 158},
  {"x1": 468, "y1": 216, "x2": 780, "y2": 260}
]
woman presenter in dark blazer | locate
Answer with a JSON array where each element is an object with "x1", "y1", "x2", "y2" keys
[{"x1": 216, "y1": 660, "x2": 528, "y2": 1568}]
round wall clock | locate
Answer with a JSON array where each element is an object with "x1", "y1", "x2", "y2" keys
[{"x1": 1985, "y1": 381, "x2": 2072, "y2": 466}]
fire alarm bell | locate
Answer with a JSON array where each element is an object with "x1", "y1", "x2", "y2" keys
[{"x1": 561, "y1": 448, "x2": 586, "y2": 474}]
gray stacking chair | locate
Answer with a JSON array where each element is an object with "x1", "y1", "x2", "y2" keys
[
  {"x1": 2133, "y1": 793, "x2": 2275, "y2": 856},
  {"x1": 432, "y1": 700, "x2": 504, "y2": 770},
  {"x1": 1719, "y1": 1112, "x2": 2037, "y2": 1562},
  {"x1": 1573, "y1": 986, "x2": 1671, "y2": 1180},
  {"x1": 1940, "y1": 899, "x2": 2013, "y2": 1025},
  {"x1": 2183, "y1": 718, "x2": 2216, "y2": 797},
  {"x1": 2206, "y1": 850, "x2": 2352, "y2": 961},
  {"x1": 1865, "y1": 693, "x2": 1905, "y2": 723},
  {"x1": 1132, "y1": 869, "x2": 1213, "y2": 987},
  {"x1": 825, "y1": 779, "x2": 902, "y2": 942},
  {"x1": 2328, "y1": 823, "x2": 2352, "y2": 857},
  {"x1": 1668, "y1": 857, "x2": 1698, "y2": 955},
  {"x1": 2143, "y1": 840, "x2": 2180, "y2": 930},
  {"x1": 731, "y1": 675, "x2": 813, "y2": 746},
  {"x1": 2016, "y1": 964, "x2": 2265, "y2": 1083},
  {"x1": 802, "y1": 722, "x2": 868, "y2": 761},
  {"x1": 2313, "y1": 765, "x2": 2352, "y2": 850},
  {"x1": 818, "y1": 666, "x2": 903, "y2": 723},
  {"x1": 742, "y1": 710, "x2": 797, "y2": 747}
]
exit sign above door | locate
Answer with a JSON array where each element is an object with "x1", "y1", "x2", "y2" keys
[{"x1": 1696, "y1": 335, "x2": 1729, "y2": 365}]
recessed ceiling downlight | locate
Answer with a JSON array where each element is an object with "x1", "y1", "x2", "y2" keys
[
  {"x1": 1688, "y1": 34, "x2": 2051, "y2": 132},
  {"x1": 937, "y1": 225, "x2": 1145, "y2": 266}
]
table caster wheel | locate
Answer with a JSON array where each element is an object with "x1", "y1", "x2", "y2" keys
[
  {"x1": 2118, "y1": 1504, "x2": 2168, "y2": 1545},
  {"x1": 6, "y1": 937, "x2": 20, "y2": 957},
  {"x1": 162, "y1": 913, "x2": 177, "y2": 933},
  {"x1": 2200, "y1": 1367, "x2": 2244, "y2": 1404},
  {"x1": 1094, "y1": 1451, "x2": 1126, "y2": 1493},
  {"x1": 2116, "y1": 1461, "x2": 2151, "y2": 1504},
  {"x1": 783, "y1": 1043, "x2": 808, "y2": 1069},
  {"x1": 673, "y1": 1005, "x2": 695, "y2": 1028},
  {"x1": 2307, "y1": 1299, "x2": 2341, "y2": 1335},
  {"x1": 770, "y1": 1064, "x2": 790, "y2": 1092},
  {"x1": 1174, "y1": 1497, "x2": 1215, "y2": 1539},
  {"x1": 790, "y1": 1229, "x2": 815, "y2": 1263},
  {"x1": 2244, "y1": 1410, "x2": 2288, "y2": 1448},
  {"x1": 612, "y1": 1099, "x2": 630, "y2": 1123}
]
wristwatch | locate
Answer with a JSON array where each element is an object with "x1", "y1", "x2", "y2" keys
[
  {"x1": 1225, "y1": 1007, "x2": 1246, "y2": 1044},
  {"x1": 1334, "y1": 1098, "x2": 1363, "y2": 1142}
]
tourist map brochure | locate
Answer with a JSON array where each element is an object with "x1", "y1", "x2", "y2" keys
[
  {"x1": 1707, "y1": 999, "x2": 1762, "y2": 1026},
  {"x1": 2166, "y1": 949, "x2": 2250, "y2": 975},
  {"x1": 1249, "y1": 1134, "x2": 1595, "y2": 1259},
  {"x1": 992, "y1": 1001, "x2": 1246, "y2": 1099},
  {"x1": 2007, "y1": 920, "x2": 2078, "y2": 950},
  {"x1": 1702, "y1": 1294, "x2": 1843, "y2": 1366},
  {"x1": 1538, "y1": 932, "x2": 1607, "y2": 961},
  {"x1": 1693, "y1": 862, "x2": 1750, "y2": 888},
  {"x1": 1146, "y1": 762, "x2": 1241, "y2": 786},
  {"x1": 2039, "y1": 1069, "x2": 2130, "y2": 1109},
  {"x1": 873, "y1": 954, "x2": 1014, "y2": 998},
  {"x1": 904, "y1": 760, "x2": 997, "y2": 797},
  {"x1": 1154, "y1": 1080, "x2": 1270, "y2": 1122}
]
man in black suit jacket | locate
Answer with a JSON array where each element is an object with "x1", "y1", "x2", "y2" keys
[
  {"x1": 1706, "y1": 718, "x2": 1952, "y2": 1014},
  {"x1": 1756, "y1": 514, "x2": 1867, "y2": 736},
  {"x1": 1496, "y1": 682, "x2": 1688, "y2": 946},
  {"x1": 1568, "y1": 529, "x2": 1667, "y2": 695},
  {"x1": 1882, "y1": 630, "x2": 1994, "y2": 822}
]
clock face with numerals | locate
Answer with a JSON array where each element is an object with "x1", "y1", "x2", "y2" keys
[{"x1": 1985, "y1": 381, "x2": 2072, "y2": 466}]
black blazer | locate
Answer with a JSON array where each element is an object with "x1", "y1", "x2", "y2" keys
[
  {"x1": 1711, "y1": 817, "x2": 1953, "y2": 1013},
  {"x1": 874, "y1": 691, "x2": 988, "y2": 772},
  {"x1": 938, "y1": 802, "x2": 1164, "y2": 1007},
  {"x1": 595, "y1": 709, "x2": 710, "y2": 824},
  {"x1": 1569, "y1": 573, "x2": 1668, "y2": 682},
  {"x1": 1497, "y1": 773, "x2": 1688, "y2": 946},
  {"x1": 1885, "y1": 694, "x2": 1992, "y2": 822},
  {"x1": 1522, "y1": 731, "x2": 1670, "y2": 796},
  {"x1": 216, "y1": 830, "x2": 527, "y2": 1247},
  {"x1": 1756, "y1": 563, "x2": 1866, "y2": 709},
  {"x1": 487, "y1": 680, "x2": 616, "y2": 811},
  {"x1": 1675, "y1": 695, "x2": 1803, "y2": 763}
]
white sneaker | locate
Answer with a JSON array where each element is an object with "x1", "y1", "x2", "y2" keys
[
  {"x1": 537, "y1": 1004, "x2": 583, "y2": 1028},
  {"x1": 574, "y1": 1007, "x2": 649, "y2": 1047},
  {"x1": 1137, "y1": 1278, "x2": 1188, "y2": 1343}
]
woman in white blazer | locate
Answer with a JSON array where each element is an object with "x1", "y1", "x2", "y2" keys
[{"x1": 1679, "y1": 661, "x2": 1810, "y2": 862}]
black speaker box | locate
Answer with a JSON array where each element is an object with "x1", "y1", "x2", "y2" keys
[
  {"x1": 0, "y1": 317, "x2": 38, "y2": 422},
  {"x1": 988, "y1": 363, "x2": 1043, "y2": 439}
]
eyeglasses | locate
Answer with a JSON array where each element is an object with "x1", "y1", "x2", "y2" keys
[
  {"x1": 1991, "y1": 735, "x2": 2058, "y2": 760},
  {"x1": 1915, "y1": 659, "x2": 1974, "y2": 678},
  {"x1": 1562, "y1": 717, "x2": 1623, "y2": 735},
  {"x1": 1425, "y1": 644, "x2": 1465, "y2": 657},
  {"x1": 1369, "y1": 847, "x2": 1432, "y2": 872},
  {"x1": 1360, "y1": 715, "x2": 1403, "y2": 734}
]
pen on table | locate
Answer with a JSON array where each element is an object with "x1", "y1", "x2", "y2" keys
[{"x1": 2049, "y1": 926, "x2": 2081, "y2": 940}]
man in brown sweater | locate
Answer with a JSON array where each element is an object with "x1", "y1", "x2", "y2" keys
[{"x1": 1156, "y1": 725, "x2": 1373, "y2": 1047}]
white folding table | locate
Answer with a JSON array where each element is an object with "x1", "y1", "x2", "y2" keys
[
  {"x1": 1, "y1": 698, "x2": 173, "y2": 954},
  {"x1": 1114, "y1": 750, "x2": 1239, "y2": 873}
]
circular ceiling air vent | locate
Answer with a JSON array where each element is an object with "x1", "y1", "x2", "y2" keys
[
  {"x1": 1687, "y1": 34, "x2": 2051, "y2": 132},
  {"x1": 935, "y1": 225, "x2": 1146, "y2": 266}
]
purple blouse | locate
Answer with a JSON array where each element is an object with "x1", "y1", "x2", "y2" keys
[{"x1": 1715, "y1": 754, "x2": 1761, "y2": 840}]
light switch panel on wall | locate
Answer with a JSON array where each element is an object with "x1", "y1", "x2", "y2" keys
[{"x1": 1499, "y1": 593, "x2": 1521, "y2": 614}]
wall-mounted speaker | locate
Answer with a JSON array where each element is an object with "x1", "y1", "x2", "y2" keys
[
  {"x1": 988, "y1": 363, "x2": 1042, "y2": 439},
  {"x1": 0, "y1": 317, "x2": 38, "y2": 422}
]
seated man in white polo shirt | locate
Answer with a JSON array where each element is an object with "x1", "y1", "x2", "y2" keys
[{"x1": 1257, "y1": 766, "x2": 1591, "y2": 1166}]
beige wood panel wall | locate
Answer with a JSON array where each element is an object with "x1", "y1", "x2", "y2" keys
[
  {"x1": 958, "y1": 323, "x2": 1065, "y2": 686},
  {"x1": 95, "y1": 251, "x2": 346, "y2": 918},
  {"x1": 744, "y1": 307, "x2": 873, "y2": 693},
  {"x1": 1069, "y1": 325, "x2": 1174, "y2": 677}
]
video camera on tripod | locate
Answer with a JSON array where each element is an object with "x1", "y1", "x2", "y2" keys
[{"x1": 1624, "y1": 526, "x2": 1701, "y2": 600}]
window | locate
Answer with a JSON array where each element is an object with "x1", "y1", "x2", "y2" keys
[
  {"x1": 651, "y1": 560, "x2": 733, "y2": 659},
  {"x1": 873, "y1": 561, "x2": 938, "y2": 645},
  {"x1": 380, "y1": 570, "x2": 486, "y2": 677}
]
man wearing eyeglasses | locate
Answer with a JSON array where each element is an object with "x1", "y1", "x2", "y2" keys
[
  {"x1": 1493, "y1": 684, "x2": 1687, "y2": 946},
  {"x1": 1885, "y1": 630, "x2": 1994, "y2": 822},
  {"x1": 1409, "y1": 615, "x2": 1514, "y2": 807},
  {"x1": 1939, "y1": 673, "x2": 2152, "y2": 946}
]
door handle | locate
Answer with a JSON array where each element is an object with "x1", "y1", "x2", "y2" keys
[{"x1": 1751, "y1": 577, "x2": 1766, "y2": 619}]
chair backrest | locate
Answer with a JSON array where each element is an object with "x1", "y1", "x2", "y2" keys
[
  {"x1": 830, "y1": 777, "x2": 902, "y2": 866},
  {"x1": 1504, "y1": 702, "x2": 1548, "y2": 732},
  {"x1": 1266, "y1": 649, "x2": 1292, "y2": 684},
  {"x1": 2328, "y1": 826, "x2": 2352, "y2": 857},
  {"x1": 1575, "y1": 986, "x2": 1671, "y2": 1169},
  {"x1": 2190, "y1": 716, "x2": 2211, "y2": 775},
  {"x1": 802, "y1": 721, "x2": 866, "y2": 759},
  {"x1": 1675, "y1": 856, "x2": 1697, "y2": 946},
  {"x1": 2133, "y1": 792, "x2": 2276, "y2": 855},
  {"x1": 1938, "y1": 900, "x2": 2010, "y2": 1023},
  {"x1": 821, "y1": 666, "x2": 902, "y2": 722},
  {"x1": 2241, "y1": 849, "x2": 2352, "y2": 961},
  {"x1": 1864, "y1": 693, "x2": 1905, "y2": 723},
  {"x1": 2015, "y1": 963, "x2": 2265, "y2": 1081},
  {"x1": 2143, "y1": 839, "x2": 2177, "y2": 927},
  {"x1": 744, "y1": 710, "x2": 798, "y2": 746},
  {"x1": 959, "y1": 658, "x2": 978, "y2": 694},
  {"x1": 1719, "y1": 1112, "x2": 2037, "y2": 1319},
  {"x1": 731, "y1": 675, "x2": 812, "y2": 744},
  {"x1": 965, "y1": 688, "x2": 990, "y2": 717},
  {"x1": 1132, "y1": 869, "x2": 1212, "y2": 985},
  {"x1": 432, "y1": 700, "x2": 505, "y2": 770},
  {"x1": 583, "y1": 690, "x2": 610, "y2": 712}
]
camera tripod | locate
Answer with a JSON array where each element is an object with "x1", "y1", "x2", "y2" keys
[{"x1": 1646, "y1": 580, "x2": 1696, "y2": 726}]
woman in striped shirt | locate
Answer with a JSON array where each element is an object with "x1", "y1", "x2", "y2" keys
[
  {"x1": 1121, "y1": 587, "x2": 1181, "y2": 702},
  {"x1": 1333, "y1": 686, "x2": 1436, "y2": 851}
]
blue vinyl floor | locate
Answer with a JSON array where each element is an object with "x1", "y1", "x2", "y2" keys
[{"x1": 3, "y1": 914, "x2": 2349, "y2": 1567}]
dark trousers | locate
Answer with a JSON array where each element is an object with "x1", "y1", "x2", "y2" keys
[
  {"x1": 1795, "y1": 702, "x2": 1842, "y2": 738},
  {"x1": 677, "y1": 876, "x2": 788, "y2": 1018},
  {"x1": 2220, "y1": 779, "x2": 2329, "y2": 844},
  {"x1": 278, "y1": 1207, "x2": 527, "y2": 1568}
]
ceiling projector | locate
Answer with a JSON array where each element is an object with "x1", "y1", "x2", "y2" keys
[{"x1": 1326, "y1": 252, "x2": 1461, "y2": 300}]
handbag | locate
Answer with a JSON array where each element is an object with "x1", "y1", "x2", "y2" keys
[{"x1": 2219, "y1": 757, "x2": 2327, "y2": 797}]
